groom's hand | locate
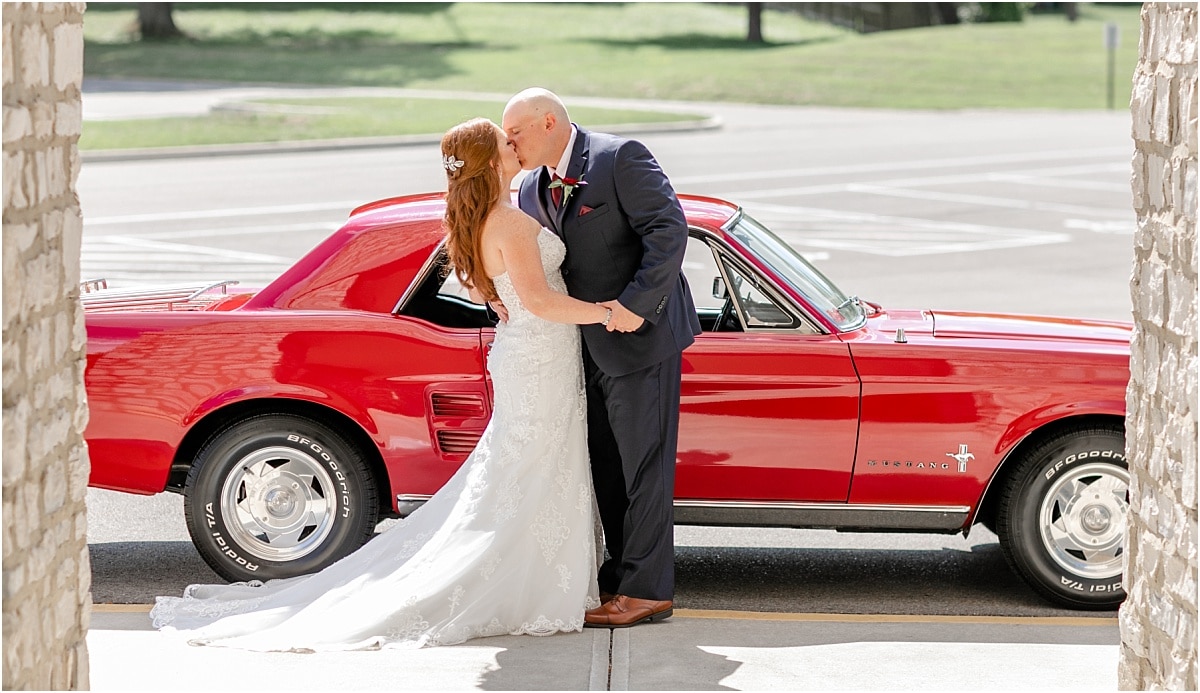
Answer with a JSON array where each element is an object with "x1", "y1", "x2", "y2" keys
[
  {"x1": 489, "y1": 299, "x2": 510, "y2": 323},
  {"x1": 468, "y1": 285, "x2": 509, "y2": 323},
  {"x1": 599, "y1": 300, "x2": 643, "y2": 333}
]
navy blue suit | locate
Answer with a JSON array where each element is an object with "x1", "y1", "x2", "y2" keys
[{"x1": 518, "y1": 126, "x2": 700, "y2": 601}]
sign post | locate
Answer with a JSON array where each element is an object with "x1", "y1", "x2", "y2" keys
[{"x1": 1105, "y1": 22, "x2": 1120, "y2": 110}]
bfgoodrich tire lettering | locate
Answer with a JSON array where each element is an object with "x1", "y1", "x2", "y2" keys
[
  {"x1": 183, "y1": 414, "x2": 379, "y2": 582},
  {"x1": 996, "y1": 424, "x2": 1127, "y2": 609}
]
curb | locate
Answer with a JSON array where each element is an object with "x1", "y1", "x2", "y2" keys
[
  {"x1": 91, "y1": 602, "x2": 1119, "y2": 626},
  {"x1": 80, "y1": 116, "x2": 723, "y2": 163}
]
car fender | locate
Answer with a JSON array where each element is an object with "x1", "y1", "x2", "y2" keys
[
  {"x1": 968, "y1": 400, "x2": 1126, "y2": 529},
  {"x1": 182, "y1": 383, "x2": 382, "y2": 438}
]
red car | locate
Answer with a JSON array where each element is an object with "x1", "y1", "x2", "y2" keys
[{"x1": 83, "y1": 193, "x2": 1131, "y2": 610}]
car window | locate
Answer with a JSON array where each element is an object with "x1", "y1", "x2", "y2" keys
[
  {"x1": 687, "y1": 233, "x2": 821, "y2": 334},
  {"x1": 726, "y1": 214, "x2": 865, "y2": 331},
  {"x1": 684, "y1": 235, "x2": 727, "y2": 312},
  {"x1": 439, "y1": 266, "x2": 471, "y2": 301},
  {"x1": 399, "y1": 249, "x2": 493, "y2": 329},
  {"x1": 721, "y1": 259, "x2": 806, "y2": 331}
]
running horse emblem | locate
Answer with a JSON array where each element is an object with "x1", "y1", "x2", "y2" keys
[{"x1": 946, "y1": 444, "x2": 975, "y2": 473}]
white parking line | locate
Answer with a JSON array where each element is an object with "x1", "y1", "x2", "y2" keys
[
  {"x1": 672, "y1": 146, "x2": 1130, "y2": 185},
  {"x1": 1065, "y1": 218, "x2": 1136, "y2": 234},
  {"x1": 85, "y1": 200, "x2": 362, "y2": 225},
  {"x1": 748, "y1": 202, "x2": 1070, "y2": 257},
  {"x1": 93, "y1": 236, "x2": 294, "y2": 263},
  {"x1": 87, "y1": 222, "x2": 341, "y2": 241},
  {"x1": 81, "y1": 147, "x2": 1126, "y2": 273},
  {"x1": 846, "y1": 183, "x2": 1127, "y2": 217},
  {"x1": 845, "y1": 162, "x2": 1128, "y2": 189},
  {"x1": 80, "y1": 236, "x2": 294, "y2": 286}
]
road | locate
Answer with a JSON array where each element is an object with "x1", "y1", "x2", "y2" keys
[{"x1": 81, "y1": 92, "x2": 1133, "y2": 617}]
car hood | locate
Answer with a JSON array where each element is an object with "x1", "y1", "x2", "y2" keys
[{"x1": 929, "y1": 310, "x2": 1132, "y2": 344}]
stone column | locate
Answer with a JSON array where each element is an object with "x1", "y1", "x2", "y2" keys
[
  {"x1": 1120, "y1": 2, "x2": 1198, "y2": 690},
  {"x1": 2, "y1": 2, "x2": 91, "y2": 690}
]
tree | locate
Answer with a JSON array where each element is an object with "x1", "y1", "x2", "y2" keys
[
  {"x1": 137, "y1": 3, "x2": 182, "y2": 40},
  {"x1": 935, "y1": 3, "x2": 961, "y2": 25},
  {"x1": 747, "y1": 2, "x2": 764, "y2": 43}
]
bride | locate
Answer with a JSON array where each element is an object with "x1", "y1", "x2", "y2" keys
[{"x1": 149, "y1": 118, "x2": 617, "y2": 652}]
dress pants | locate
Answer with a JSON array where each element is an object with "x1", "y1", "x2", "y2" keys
[{"x1": 583, "y1": 346, "x2": 682, "y2": 602}]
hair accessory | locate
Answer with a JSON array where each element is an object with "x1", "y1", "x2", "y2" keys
[{"x1": 443, "y1": 155, "x2": 466, "y2": 173}]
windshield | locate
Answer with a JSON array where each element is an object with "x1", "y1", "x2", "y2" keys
[{"x1": 725, "y1": 213, "x2": 866, "y2": 331}]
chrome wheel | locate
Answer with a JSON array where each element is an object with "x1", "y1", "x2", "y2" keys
[
  {"x1": 1038, "y1": 462, "x2": 1129, "y2": 580},
  {"x1": 220, "y1": 446, "x2": 337, "y2": 563}
]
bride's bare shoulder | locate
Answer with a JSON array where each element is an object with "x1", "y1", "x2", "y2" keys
[{"x1": 486, "y1": 204, "x2": 541, "y2": 240}]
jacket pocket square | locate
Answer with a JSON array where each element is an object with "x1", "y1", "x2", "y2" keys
[{"x1": 579, "y1": 205, "x2": 594, "y2": 216}]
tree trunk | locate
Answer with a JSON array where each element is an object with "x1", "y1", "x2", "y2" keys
[
  {"x1": 935, "y1": 3, "x2": 961, "y2": 25},
  {"x1": 137, "y1": 3, "x2": 182, "y2": 40},
  {"x1": 747, "y1": 2, "x2": 764, "y2": 43}
]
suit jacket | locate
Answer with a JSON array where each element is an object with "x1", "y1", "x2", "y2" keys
[{"x1": 517, "y1": 126, "x2": 701, "y2": 377}]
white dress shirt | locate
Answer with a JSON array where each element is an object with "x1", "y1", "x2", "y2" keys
[{"x1": 549, "y1": 125, "x2": 579, "y2": 179}]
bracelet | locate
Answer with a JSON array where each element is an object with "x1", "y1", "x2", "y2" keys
[{"x1": 601, "y1": 307, "x2": 612, "y2": 326}]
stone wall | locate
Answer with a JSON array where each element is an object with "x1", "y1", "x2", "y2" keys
[
  {"x1": 1120, "y1": 2, "x2": 1198, "y2": 690},
  {"x1": 2, "y1": 2, "x2": 91, "y2": 690}
]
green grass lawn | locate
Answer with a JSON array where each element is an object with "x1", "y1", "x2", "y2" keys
[
  {"x1": 79, "y1": 96, "x2": 702, "y2": 150},
  {"x1": 83, "y1": 2, "x2": 1143, "y2": 109},
  {"x1": 80, "y1": 2, "x2": 1144, "y2": 149}
]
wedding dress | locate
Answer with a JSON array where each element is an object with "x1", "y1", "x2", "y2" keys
[{"x1": 150, "y1": 228, "x2": 600, "y2": 651}]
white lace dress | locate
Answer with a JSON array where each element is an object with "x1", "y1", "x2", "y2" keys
[{"x1": 149, "y1": 228, "x2": 600, "y2": 651}]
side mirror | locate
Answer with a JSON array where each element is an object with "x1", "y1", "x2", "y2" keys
[{"x1": 711, "y1": 277, "x2": 728, "y2": 300}]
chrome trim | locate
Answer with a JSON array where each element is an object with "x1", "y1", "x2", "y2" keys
[
  {"x1": 395, "y1": 495, "x2": 969, "y2": 531},
  {"x1": 674, "y1": 500, "x2": 970, "y2": 513},
  {"x1": 690, "y1": 228, "x2": 828, "y2": 336},
  {"x1": 968, "y1": 432, "x2": 1034, "y2": 534},
  {"x1": 673, "y1": 499, "x2": 971, "y2": 533},
  {"x1": 717, "y1": 209, "x2": 865, "y2": 334},
  {"x1": 80, "y1": 280, "x2": 238, "y2": 312},
  {"x1": 716, "y1": 250, "x2": 825, "y2": 335},
  {"x1": 720, "y1": 208, "x2": 744, "y2": 233},
  {"x1": 395, "y1": 494, "x2": 432, "y2": 518},
  {"x1": 392, "y1": 240, "x2": 447, "y2": 315}
]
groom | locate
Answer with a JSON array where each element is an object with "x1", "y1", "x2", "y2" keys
[{"x1": 502, "y1": 88, "x2": 700, "y2": 628}]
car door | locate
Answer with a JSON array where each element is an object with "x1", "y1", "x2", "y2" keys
[
  {"x1": 389, "y1": 255, "x2": 494, "y2": 502},
  {"x1": 676, "y1": 234, "x2": 861, "y2": 503}
]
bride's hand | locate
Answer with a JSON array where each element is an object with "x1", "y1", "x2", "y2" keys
[{"x1": 598, "y1": 300, "x2": 643, "y2": 333}]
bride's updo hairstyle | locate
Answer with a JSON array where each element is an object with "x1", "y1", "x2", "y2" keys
[{"x1": 442, "y1": 118, "x2": 502, "y2": 302}]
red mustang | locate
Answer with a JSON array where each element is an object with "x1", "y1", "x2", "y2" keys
[{"x1": 83, "y1": 193, "x2": 1130, "y2": 610}]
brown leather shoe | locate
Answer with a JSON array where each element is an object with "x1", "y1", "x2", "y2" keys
[
  {"x1": 584, "y1": 595, "x2": 673, "y2": 628},
  {"x1": 599, "y1": 591, "x2": 616, "y2": 605}
]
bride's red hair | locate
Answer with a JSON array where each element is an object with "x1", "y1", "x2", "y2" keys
[{"x1": 442, "y1": 118, "x2": 502, "y2": 302}]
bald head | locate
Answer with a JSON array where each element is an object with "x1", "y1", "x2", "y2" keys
[
  {"x1": 501, "y1": 88, "x2": 573, "y2": 170},
  {"x1": 505, "y1": 87, "x2": 569, "y2": 123}
]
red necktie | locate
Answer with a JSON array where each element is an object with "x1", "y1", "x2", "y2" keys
[{"x1": 550, "y1": 173, "x2": 563, "y2": 209}]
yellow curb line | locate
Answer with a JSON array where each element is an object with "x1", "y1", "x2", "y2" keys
[
  {"x1": 674, "y1": 609, "x2": 1117, "y2": 626},
  {"x1": 93, "y1": 603, "x2": 1115, "y2": 626},
  {"x1": 94, "y1": 604, "x2": 152, "y2": 613}
]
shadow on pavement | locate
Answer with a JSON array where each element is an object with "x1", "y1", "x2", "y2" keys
[
  {"x1": 89, "y1": 541, "x2": 222, "y2": 604},
  {"x1": 90, "y1": 540, "x2": 1118, "y2": 620},
  {"x1": 673, "y1": 543, "x2": 1118, "y2": 618}
]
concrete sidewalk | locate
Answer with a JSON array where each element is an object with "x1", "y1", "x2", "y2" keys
[
  {"x1": 89, "y1": 606, "x2": 1118, "y2": 691},
  {"x1": 80, "y1": 78, "x2": 723, "y2": 162}
]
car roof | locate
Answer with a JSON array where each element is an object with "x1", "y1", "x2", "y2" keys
[{"x1": 347, "y1": 192, "x2": 740, "y2": 231}]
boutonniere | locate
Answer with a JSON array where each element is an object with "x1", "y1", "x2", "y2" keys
[{"x1": 549, "y1": 176, "x2": 587, "y2": 205}]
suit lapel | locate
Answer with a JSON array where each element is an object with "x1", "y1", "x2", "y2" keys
[{"x1": 554, "y1": 127, "x2": 590, "y2": 231}]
